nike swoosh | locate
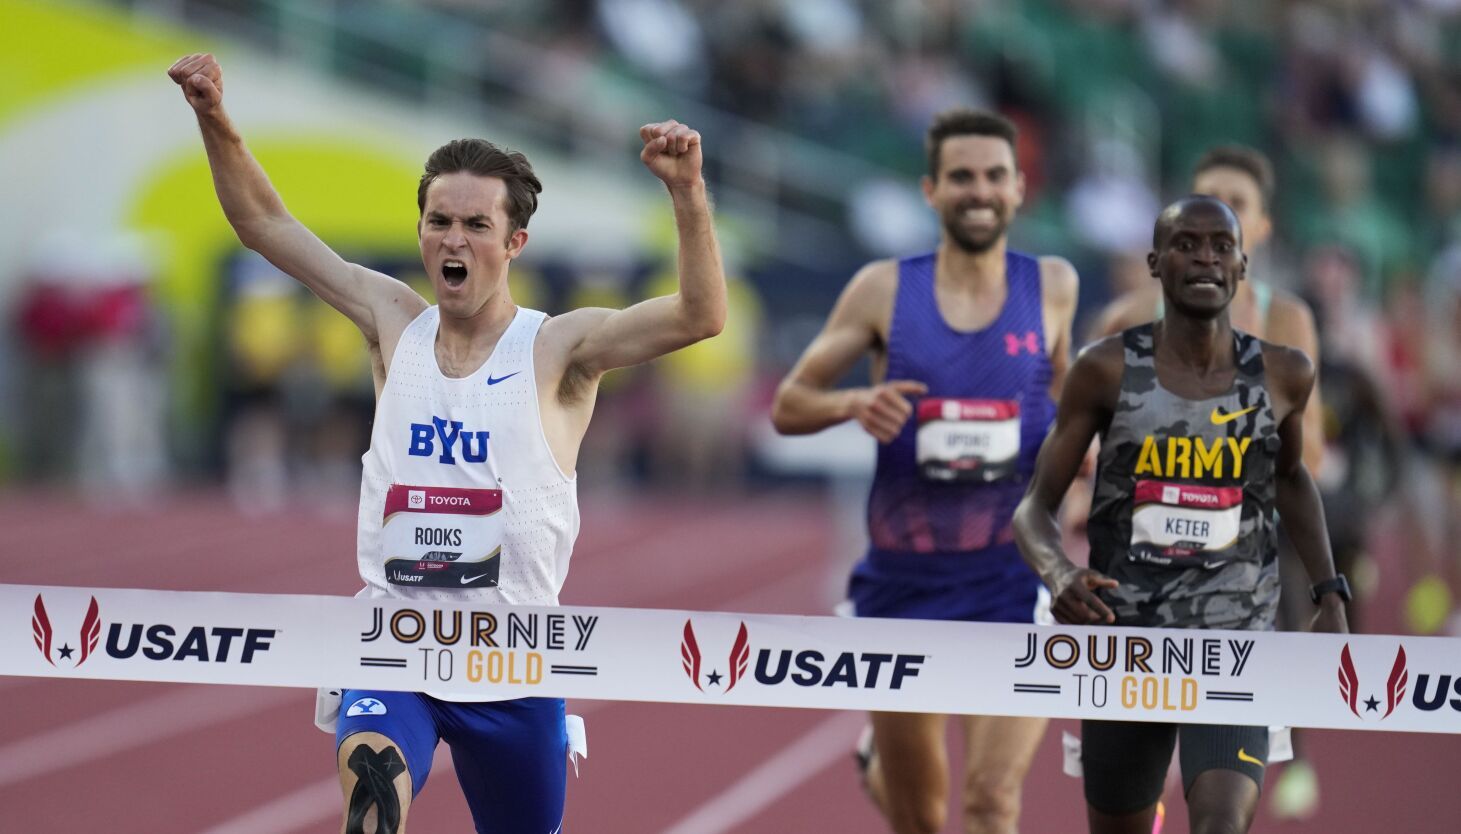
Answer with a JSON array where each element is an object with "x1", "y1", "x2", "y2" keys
[
  {"x1": 460, "y1": 573, "x2": 491, "y2": 585},
  {"x1": 1210, "y1": 406, "x2": 1257, "y2": 425},
  {"x1": 1237, "y1": 747, "x2": 1264, "y2": 767},
  {"x1": 487, "y1": 371, "x2": 520, "y2": 385}
]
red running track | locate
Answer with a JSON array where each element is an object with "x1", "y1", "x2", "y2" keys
[{"x1": 1, "y1": 490, "x2": 1456, "y2": 832}]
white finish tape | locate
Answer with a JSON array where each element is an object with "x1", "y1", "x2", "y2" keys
[{"x1": 5, "y1": 584, "x2": 1458, "y2": 734}]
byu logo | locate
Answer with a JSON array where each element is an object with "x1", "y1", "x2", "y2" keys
[
  {"x1": 408, "y1": 415, "x2": 490, "y2": 465},
  {"x1": 347, "y1": 697, "x2": 388, "y2": 717}
]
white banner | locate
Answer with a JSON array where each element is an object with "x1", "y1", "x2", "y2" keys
[{"x1": 3, "y1": 583, "x2": 1458, "y2": 734}]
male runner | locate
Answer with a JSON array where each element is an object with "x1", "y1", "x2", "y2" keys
[
  {"x1": 1091, "y1": 147, "x2": 1326, "y2": 817},
  {"x1": 771, "y1": 108, "x2": 1078, "y2": 834},
  {"x1": 169, "y1": 53, "x2": 725, "y2": 834},
  {"x1": 1093, "y1": 145, "x2": 1323, "y2": 470},
  {"x1": 1013, "y1": 196, "x2": 1349, "y2": 834}
]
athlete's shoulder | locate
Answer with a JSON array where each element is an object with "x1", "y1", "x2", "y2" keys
[
  {"x1": 1092, "y1": 285, "x2": 1161, "y2": 339},
  {"x1": 1071, "y1": 333, "x2": 1127, "y2": 386},
  {"x1": 1037, "y1": 255, "x2": 1079, "y2": 307},
  {"x1": 1263, "y1": 286, "x2": 1319, "y2": 346},
  {"x1": 840, "y1": 258, "x2": 901, "y2": 306},
  {"x1": 1258, "y1": 339, "x2": 1316, "y2": 399},
  {"x1": 850, "y1": 257, "x2": 900, "y2": 287}
]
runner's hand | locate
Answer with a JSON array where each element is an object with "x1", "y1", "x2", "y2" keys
[
  {"x1": 639, "y1": 120, "x2": 702, "y2": 189},
  {"x1": 168, "y1": 53, "x2": 223, "y2": 114},
  {"x1": 851, "y1": 380, "x2": 927, "y2": 443},
  {"x1": 1051, "y1": 567, "x2": 1118, "y2": 624},
  {"x1": 1310, "y1": 598, "x2": 1349, "y2": 634}
]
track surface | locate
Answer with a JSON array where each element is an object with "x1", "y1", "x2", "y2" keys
[{"x1": 1, "y1": 490, "x2": 1455, "y2": 833}]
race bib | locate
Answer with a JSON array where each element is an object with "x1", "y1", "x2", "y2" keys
[
  {"x1": 382, "y1": 485, "x2": 503, "y2": 589},
  {"x1": 915, "y1": 398, "x2": 1021, "y2": 483},
  {"x1": 1130, "y1": 480, "x2": 1243, "y2": 568}
]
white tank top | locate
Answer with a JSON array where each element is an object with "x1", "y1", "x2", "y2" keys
[{"x1": 354, "y1": 305, "x2": 579, "y2": 607}]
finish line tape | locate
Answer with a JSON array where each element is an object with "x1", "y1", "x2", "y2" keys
[{"x1": 4, "y1": 583, "x2": 1458, "y2": 734}]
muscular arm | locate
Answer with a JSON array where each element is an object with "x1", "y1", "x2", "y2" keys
[
  {"x1": 168, "y1": 55, "x2": 425, "y2": 355},
  {"x1": 769, "y1": 262, "x2": 927, "y2": 441},
  {"x1": 1039, "y1": 256, "x2": 1081, "y2": 399},
  {"x1": 1268, "y1": 346, "x2": 1349, "y2": 633},
  {"x1": 556, "y1": 123, "x2": 726, "y2": 390},
  {"x1": 1012, "y1": 339, "x2": 1123, "y2": 623}
]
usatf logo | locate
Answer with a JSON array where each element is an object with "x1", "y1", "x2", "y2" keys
[
  {"x1": 1338, "y1": 643, "x2": 1407, "y2": 719},
  {"x1": 32, "y1": 595, "x2": 101, "y2": 667},
  {"x1": 681, "y1": 620, "x2": 750, "y2": 693},
  {"x1": 32, "y1": 594, "x2": 275, "y2": 665},
  {"x1": 678, "y1": 619, "x2": 926, "y2": 692},
  {"x1": 1340, "y1": 642, "x2": 1461, "y2": 717}
]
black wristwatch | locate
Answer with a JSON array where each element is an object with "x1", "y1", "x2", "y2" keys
[{"x1": 1309, "y1": 575, "x2": 1352, "y2": 605}]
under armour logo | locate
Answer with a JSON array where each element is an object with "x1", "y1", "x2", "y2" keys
[{"x1": 1004, "y1": 331, "x2": 1039, "y2": 356}]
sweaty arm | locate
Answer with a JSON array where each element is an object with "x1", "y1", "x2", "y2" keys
[
  {"x1": 769, "y1": 262, "x2": 926, "y2": 443},
  {"x1": 1268, "y1": 347, "x2": 1349, "y2": 633},
  {"x1": 167, "y1": 54, "x2": 423, "y2": 353},
  {"x1": 551, "y1": 121, "x2": 726, "y2": 397},
  {"x1": 1267, "y1": 296, "x2": 1326, "y2": 472},
  {"x1": 1012, "y1": 340, "x2": 1123, "y2": 624}
]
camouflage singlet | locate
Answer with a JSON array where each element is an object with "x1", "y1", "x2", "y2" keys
[{"x1": 1086, "y1": 323, "x2": 1281, "y2": 630}]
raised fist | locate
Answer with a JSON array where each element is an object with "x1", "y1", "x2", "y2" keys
[
  {"x1": 167, "y1": 53, "x2": 223, "y2": 114},
  {"x1": 638, "y1": 119, "x2": 703, "y2": 189}
]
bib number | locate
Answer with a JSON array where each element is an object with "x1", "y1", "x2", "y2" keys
[
  {"x1": 915, "y1": 398, "x2": 1021, "y2": 483},
  {"x1": 1130, "y1": 480, "x2": 1243, "y2": 568},
  {"x1": 382, "y1": 485, "x2": 503, "y2": 589}
]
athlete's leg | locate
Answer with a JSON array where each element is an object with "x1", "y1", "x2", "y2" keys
[
  {"x1": 865, "y1": 710, "x2": 950, "y2": 834},
  {"x1": 441, "y1": 697, "x2": 568, "y2": 834},
  {"x1": 1179, "y1": 724, "x2": 1265, "y2": 834},
  {"x1": 959, "y1": 714, "x2": 1046, "y2": 834},
  {"x1": 335, "y1": 691, "x2": 438, "y2": 834},
  {"x1": 1087, "y1": 804, "x2": 1162, "y2": 834},
  {"x1": 1082, "y1": 720, "x2": 1176, "y2": 834},
  {"x1": 1185, "y1": 771, "x2": 1259, "y2": 834}
]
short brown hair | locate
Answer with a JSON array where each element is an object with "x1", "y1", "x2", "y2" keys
[
  {"x1": 1193, "y1": 145, "x2": 1275, "y2": 212},
  {"x1": 925, "y1": 108, "x2": 1018, "y2": 180},
  {"x1": 417, "y1": 139, "x2": 543, "y2": 233}
]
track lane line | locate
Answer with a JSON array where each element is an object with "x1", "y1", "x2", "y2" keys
[
  {"x1": 0, "y1": 685, "x2": 297, "y2": 788},
  {"x1": 659, "y1": 711, "x2": 865, "y2": 834}
]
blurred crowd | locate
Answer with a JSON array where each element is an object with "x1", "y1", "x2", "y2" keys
[{"x1": 8, "y1": 0, "x2": 1460, "y2": 629}]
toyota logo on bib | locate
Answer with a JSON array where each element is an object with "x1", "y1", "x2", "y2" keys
[{"x1": 408, "y1": 490, "x2": 426, "y2": 509}]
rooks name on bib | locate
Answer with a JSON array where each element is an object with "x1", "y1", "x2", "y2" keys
[{"x1": 408, "y1": 415, "x2": 490, "y2": 465}]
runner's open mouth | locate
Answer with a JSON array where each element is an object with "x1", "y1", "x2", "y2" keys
[{"x1": 443, "y1": 262, "x2": 467, "y2": 287}]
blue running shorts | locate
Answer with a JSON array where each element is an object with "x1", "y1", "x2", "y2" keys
[{"x1": 336, "y1": 691, "x2": 567, "y2": 834}]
